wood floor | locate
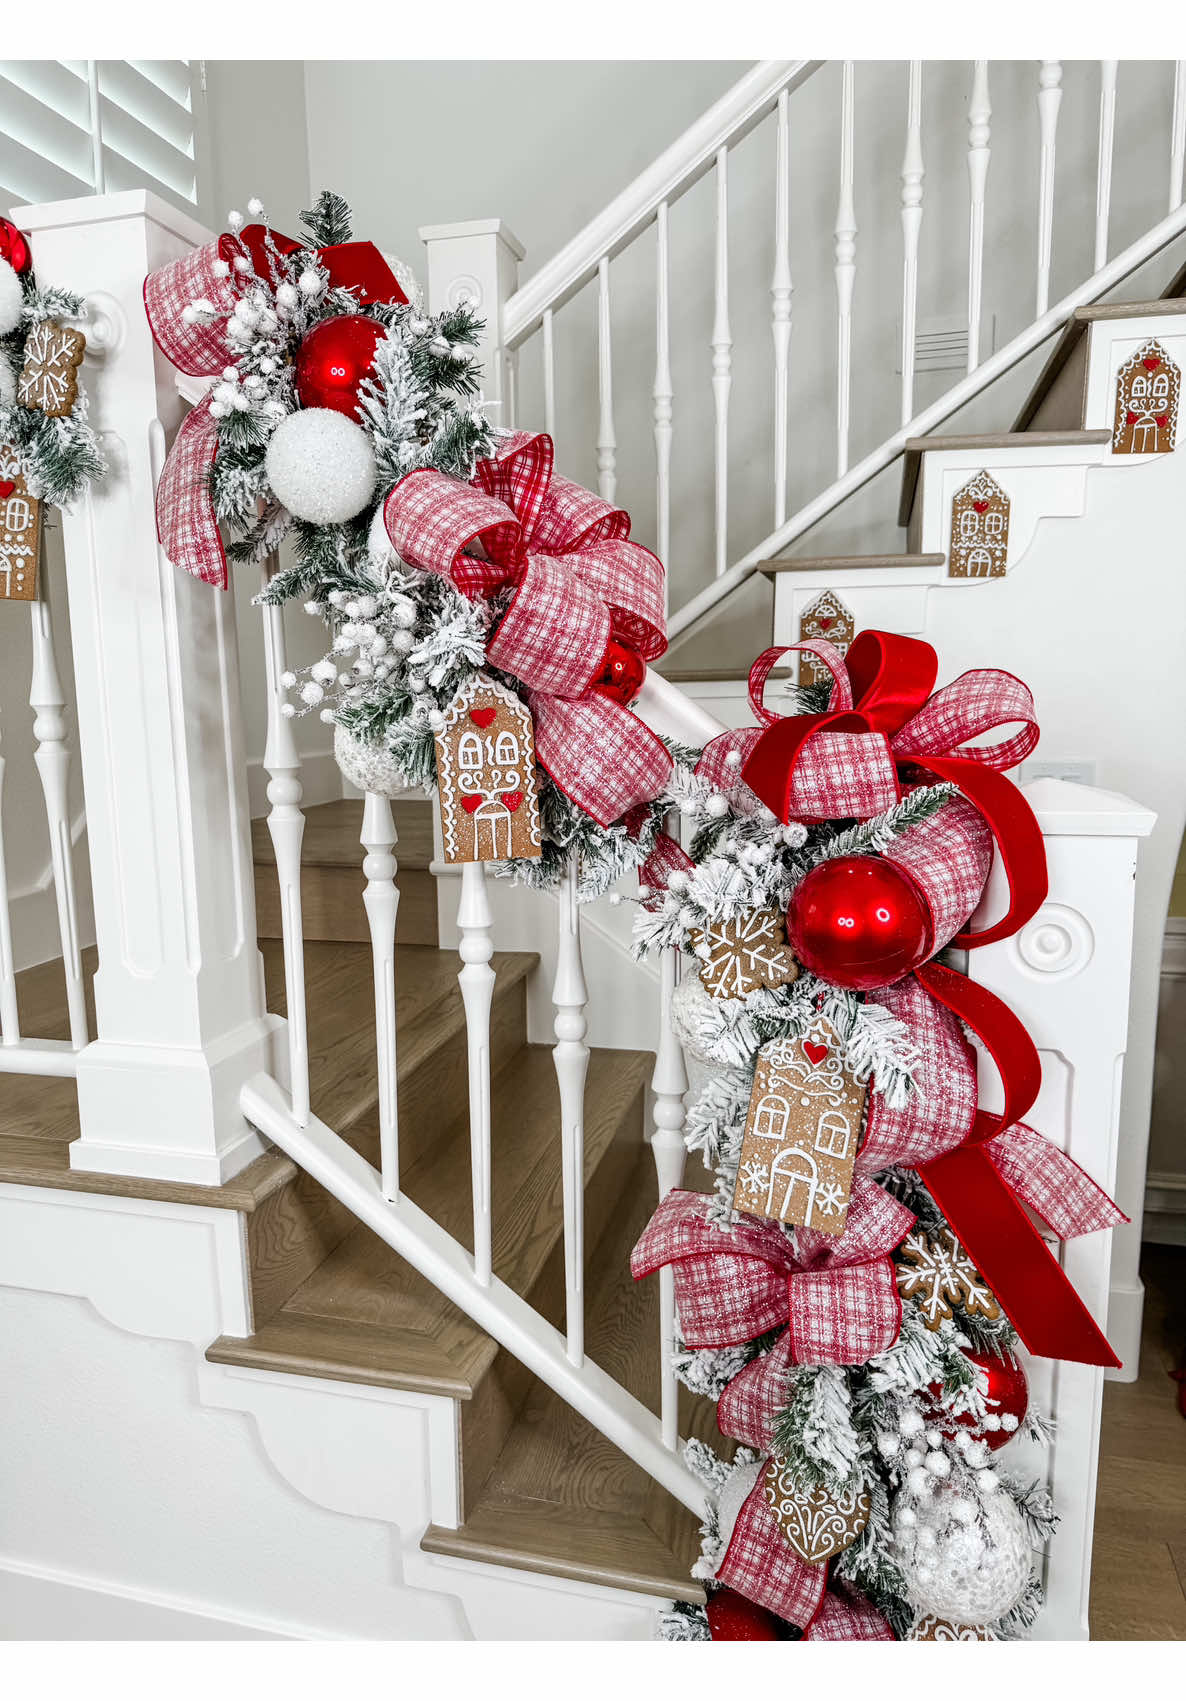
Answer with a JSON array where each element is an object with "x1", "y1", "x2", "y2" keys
[{"x1": 1090, "y1": 1243, "x2": 1186, "y2": 1639}]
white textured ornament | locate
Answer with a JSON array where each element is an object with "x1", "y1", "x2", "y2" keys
[
  {"x1": 265, "y1": 408, "x2": 376, "y2": 524},
  {"x1": 366, "y1": 499, "x2": 402, "y2": 580},
  {"x1": 713, "y1": 1456, "x2": 763, "y2": 1569},
  {"x1": 0, "y1": 258, "x2": 22, "y2": 337},
  {"x1": 334, "y1": 724, "x2": 408, "y2": 799},
  {"x1": 669, "y1": 967, "x2": 720, "y2": 1099},
  {"x1": 892, "y1": 1482, "x2": 1031, "y2": 1624},
  {"x1": 0, "y1": 350, "x2": 15, "y2": 406}
]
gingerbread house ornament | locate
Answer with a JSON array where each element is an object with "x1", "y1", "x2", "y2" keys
[
  {"x1": 434, "y1": 675, "x2": 542, "y2": 865},
  {"x1": 949, "y1": 470, "x2": 1009, "y2": 579},
  {"x1": 1112, "y1": 339, "x2": 1180, "y2": 455},
  {"x1": 732, "y1": 1017, "x2": 866, "y2": 1236},
  {"x1": 797, "y1": 590, "x2": 855, "y2": 687},
  {"x1": 0, "y1": 447, "x2": 40, "y2": 603}
]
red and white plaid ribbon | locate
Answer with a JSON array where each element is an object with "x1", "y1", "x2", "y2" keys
[
  {"x1": 144, "y1": 223, "x2": 407, "y2": 590},
  {"x1": 384, "y1": 431, "x2": 671, "y2": 825},
  {"x1": 631, "y1": 1179, "x2": 914, "y2": 1367},
  {"x1": 716, "y1": 1475, "x2": 828, "y2": 1627},
  {"x1": 803, "y1": 1585, "x2": 895, "y2": 1640}
]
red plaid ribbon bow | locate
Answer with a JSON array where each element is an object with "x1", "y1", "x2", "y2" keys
[
  {"x1": 631, "y1": 1177, "x2": 914, "y2": 1369},
  {"x1": 144, "y1": 223, "x2": 407, "y2": 590},
  {"x1": 382, "y1": 430, "x2": 671, "y2": 825},
  {"x1": 698, "y1": 628, "x2": 1048, "y2": 953}
]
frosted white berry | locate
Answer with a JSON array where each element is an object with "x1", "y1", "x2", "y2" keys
[
  {"x1": 907, "y1": 1468, "x2": 931, "y2": 1495},
  {"x1": 925, "y1": 1429, "x2": 944, "y2": 1450},
  {"x1": 319, "y1": 708, "x2": 335, "y2": 724},
  {"x1": 705, "y1": 794, "x2": 729, "y2": 818},
  {"x1": 899, "y1": 1410, "x2": 925, "y2": 1438},
  {"x1": 904, "y1": 1448, "x2": 924, "y2": 1470},
  {"x1": 298, "y1": 268, "x2": 324, "y2": 297},
  {"x1": 279, "y1": 670, "x2": 297, "y2": 689},
  {"x1": 667, "y1": 870, "x2": 689, "y2": 894},
  {"x1": 299, "y1": 682, "x2": 324, "y2": 706},
  {"x1": 925, "y1": 1451, "x2": 951, "y2": 1478},
  {"x1": 226, "y1": 209, "x2": 244, "y2": 229},
  {"x1": 280, "y1": 702, "x2": 296, "y2": 719},
  {"x1": 304, "y1": 601, "x2": 323, "y2": 617},
  {"x1": 876, "y1": 1432, "x2": 900, "y2": 1459},
  {"x1": 246, "y1": 197, "x2": 265, "y2": 217},
  {"x1": 1000, "y1": 1413, "x2": 1019, "y2": 1433},
  {"x1": 275, "y1": 283, "x2": 298, "y2": 311},
  {"x1": 389, "y1": 628, "x2": 415, "y2": 655},
  {"x1": 724, "y1": 749, "x2": 743, "y2": 769},
  {"x1": 311, "y1": 660, "x2": 338, "y2": 685}
]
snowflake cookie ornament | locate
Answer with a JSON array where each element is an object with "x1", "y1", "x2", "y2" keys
[
  {"x1": 895, "y1": 1227, "x2": 1001, "y2": 1331},
  {"x1": 692, "y1": 907, "x2": 798, "y2": 1001},
  {"x1": 18, "y1": 320, "x2": 86, "y2": 418}
]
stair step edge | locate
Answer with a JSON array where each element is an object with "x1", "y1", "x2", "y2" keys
[{"x1": 420, "y1": 1516, "x2": 705, "y2": 1606}]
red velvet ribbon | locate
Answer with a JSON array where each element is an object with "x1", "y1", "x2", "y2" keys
[
  {"x1": 741, "y1": 630, "x2": 1048, "y2": 948},
  {"x1": 226, "y1": 224, "x2": 407, "y2": 306},
  {"x1": 915, "y1": 961, "x2": 1120, "y2": 1368}
]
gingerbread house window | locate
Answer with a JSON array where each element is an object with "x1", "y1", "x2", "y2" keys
[
  {"x1": 949, "y1": 470, "x2": 1009, "y2": 579},
  {"x1": 1113, "y1": 339, "x2": 1180, "y2": 455}
]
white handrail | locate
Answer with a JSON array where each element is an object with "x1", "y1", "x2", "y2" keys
[
  {"x1": 669, "y1": 196, "x2": 1186, "y2": 641},
  {"x1": 502, "y1": 60, "x2": 822, "y2": 347},
  {"x1": 240, "y1": 1069, "x2": 710, "y2": 1520}
]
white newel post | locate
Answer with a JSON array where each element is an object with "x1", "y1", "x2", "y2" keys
[
  {"x1": 418, "y1": 219, "x2": 525, "y2": 432},
  {"x1": 965, "y1": 778, "x2": 1154, "y2": 1639},
  {"x1": 19, "y1": 191, "x2": 275, "y2": 1186}
]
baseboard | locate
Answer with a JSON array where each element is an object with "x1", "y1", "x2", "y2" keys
[
  {"x1": 0, "y1": 1555, "x2": 293, "y2": 1641},
  {"x1": 1142, "y1": 1170, "x2": 1186, "y2": 1246}
]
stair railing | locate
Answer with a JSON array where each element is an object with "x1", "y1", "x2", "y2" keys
[{"x1": 448, "y1": 60, "x2": 1186, "y2": 649}]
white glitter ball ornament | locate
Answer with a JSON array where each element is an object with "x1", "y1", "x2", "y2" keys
[
  {"x1": 265, "y1": 409, "x2": 376, "y2": 525},
  {"x1": 892, "y1": 1482, "x2": 1031, "y2": 1624},
  {"x1": 334, "y1": 725, "x2": 406, "y2": 799},
  {"x1": 0, "y1": 258, "x2": 23, "y2": 337}
]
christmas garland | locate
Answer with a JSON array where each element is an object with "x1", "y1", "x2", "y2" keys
[
  {"x1": 629, "y1": 631, "x2": 1126, "y2": 1641},
  {"x1": 144, "y1": 194, "x2": 673, "y2": 894},
  {"x1": 0, "y1": 217, "x2": 105, "y2": 519}
]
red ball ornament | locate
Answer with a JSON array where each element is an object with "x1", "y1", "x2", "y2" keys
[
  {"x1": 930, "y1": 1349, "x2": 1028, "y2": 1452},
  {"x1": 786, "y1": 854, "x2": 933, "y2": 991},
  {"x1": 294, "y1": 314, "x2": 385, "y2": 418},
  {"x1": 0, "y1": 217, "x2": 31, "y2": 276},
  {"x1": 590, "y1": 638, "x2": 645, "y2": 707},
  {"x1": 706, "y1": 1588, "x2": 782, "y2": 1640}
]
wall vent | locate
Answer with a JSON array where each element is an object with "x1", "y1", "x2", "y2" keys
[{"x1": 897, "y1": 314, "x2": 996, "y2": 375}]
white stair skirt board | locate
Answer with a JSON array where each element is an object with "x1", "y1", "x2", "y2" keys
[{"x1": 0, "y1": 1184, "x2": 662, "y2": 1641}]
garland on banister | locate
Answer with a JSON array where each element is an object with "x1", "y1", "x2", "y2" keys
[
  {"x1": 0, "y1": 217, "x2": 106, "y2": 605},
  {"x1": 143, "y1": 191, "x2": 676, "y2": 892},
  {"x1": 628, "y1": 630, "x2": 1127, "y2": 1642}
]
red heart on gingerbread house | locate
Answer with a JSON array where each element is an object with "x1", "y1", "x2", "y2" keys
[
  {"x1": 1144, "y1": 355, "x2": 1161, "y2": 370},
  {"x1": 502, "y1": 791, "x2": 524, "y2": 813},
  {"x1": 461, "y1": 795, "x2": 482, "y2": 815},
  {"x1": 803, "y1": 1039, "x2": 830, "y2": 1066},
  {"x1": 469, "y1": 707, "x2": 497, "y2": 729},
  {"x1": 972, "y1": 499, "x2": 989, "y2": 514},
  {"x1": 0, "y1": 481, "x2": 14, "y2": 501}
]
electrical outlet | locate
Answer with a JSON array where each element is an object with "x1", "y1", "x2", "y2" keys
[{"x1": 1019, "y1": 759, "x2": 1096, "y2": 787}]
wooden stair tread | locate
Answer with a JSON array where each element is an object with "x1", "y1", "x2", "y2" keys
[
  {"x1": 252, "y1": 797, "x2": 434, "y2": 870},
  {"x1": 1014, "y1": 295, "x2": 1186, "y2": 431},
  {"x1": 759, "y1": 551, "x2": 945, "y2": 577},
  {"x1": 422, "y1": 1153, "x2": 715, "y2": 1604},
  {"x1": 209, "y1": 1045, "x2": 653, "y2": 1400},
  {"x1": 898, "y1": 428, "x2": 1112, "y2": 525}
]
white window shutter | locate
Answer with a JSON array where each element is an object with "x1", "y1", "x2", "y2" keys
[{"x1": 0, "y1": 59, "x2": 202, "y2": 212}]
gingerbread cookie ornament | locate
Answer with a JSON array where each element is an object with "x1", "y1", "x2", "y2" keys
[
  {"x1": 434, "y1": 675, "x2": 542, "y2": 864},
  {"x1": 0, "y1": 448, "x2": 40, "y2": 602},
  {"x1": 18, "y1": 320, "x2": 86, "y2": 419}
]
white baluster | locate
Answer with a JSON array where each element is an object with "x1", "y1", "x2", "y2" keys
[
  {"x1": 834, "y1": 62, "x2": 857, "y2": 478},
  {"x1": 504, "y1": 346, "x2": 519, "y2": 432},
  {"x1": 711, "y1": 146, "x2": 733, "y2": 575},
  {"x1": 1036, "y1": 60, "x2": 1063, "y2": 316},
  {"x1": 457, "y1": 861, "x2": 495, "y2": 1286},
  {"x1": 651, "y1": 814, "x2": 689, "y2": 1451},
  {"x1": 0, "y1": 702, "x2": 19, "y2": 1044},
  {"x1": 596, "y1": 256, "x2": 616, "y2": 504},
  {"x1": 653, "y1": 200, "x2": 673, "y2": 580},
  {"x1": 900, "y1": 61, "x2": 925, "y2": 426},
  {"x1": 542, "y1": 307, "x2": 556, "y2": 441},
  {"x1": 552, "y1": 855, "x2": 589, "y2": 1367},
  {"x1": 1095, "y1": 62, "x2": 1118, "y2": 273},
  {"x1": 29, "y1": 577, "x2": 87, "y2": 1047},
  {"x1": 1170, "y1": 63, "x2": 1186, "y2": 213},
  {"x1": 259, "y1": 573, "x2": 310, "y2": 1127},
  {"x1": 771, "y1": 90, "x2": 793, "y2": 528},
  {"x1": 361, "y1": 791, "x2": 400, "y2": 1202},
  {"x1": 966, "y1": 61, "x2": 992, "y2": 374}
]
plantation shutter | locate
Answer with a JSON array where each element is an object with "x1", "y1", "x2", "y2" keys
[{"x1": 0, "y1": 60, "x2": 203, "y2": 212}]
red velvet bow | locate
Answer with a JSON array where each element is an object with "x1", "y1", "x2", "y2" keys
[
  {"x1": 382, "y1": 430, "x2": 672, "y2": 826},
  {"x1": 143, "y1": 222, "x2": 406, "y2": 590},
  {"x1": 631, "y1": 1178, "x2": 914, "y2": 1367}
]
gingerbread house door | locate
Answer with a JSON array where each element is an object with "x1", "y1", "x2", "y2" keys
[
  {"x1": 767, "y1": 1144, "x2": 820, "y2": 1222},
  {"x1": 1113, "y1": 340, "x2": 1180, "y2": 455}
]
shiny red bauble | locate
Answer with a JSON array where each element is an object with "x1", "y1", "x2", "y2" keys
[
  {"x1": 0, "y1": 217, "x2": 31, "y2": 276},
  {"x1": 786, "y1": 854, "x2": 933, "y2": 991},
  {"x1": 930, "y1": 1349, "x2": 1028, "y2": 1451},
  {"x1": 294, "y1": 314, "x2": 385, "y2": 417},
  {"x1": 590, "y1": 637, "x2": 645, "y2": 707},
  {"x1": 706, "y1": 1588, "x2": 782, "y2": 1640}
]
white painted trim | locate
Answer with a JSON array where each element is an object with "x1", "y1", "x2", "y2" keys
[{"x1": 0, "y1": 1553, "x2": 302, "y2": 1641}]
